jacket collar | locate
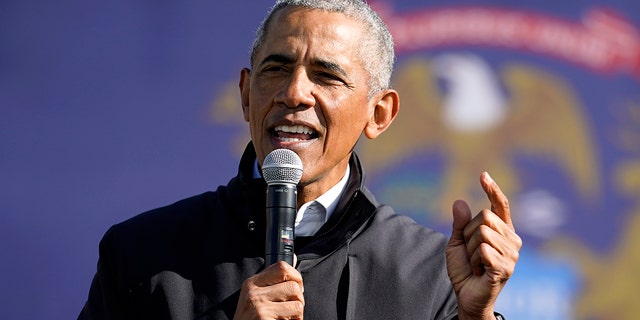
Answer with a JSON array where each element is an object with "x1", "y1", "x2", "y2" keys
[
  {"x1": 296, "y1": 150, "x2": 378, "y2": 260},
  {"x1": 225, "y1": 142, "x2": 267, "y2": 236},
  {"x1": 227, "y1": 142, "x2": 379, "y2": 261}
]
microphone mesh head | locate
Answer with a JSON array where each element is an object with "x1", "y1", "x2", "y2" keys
[{"x1": 262, "y1": 149, "x2": 303, "y2": 185}]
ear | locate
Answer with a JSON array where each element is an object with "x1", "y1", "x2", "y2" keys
[
  {"x1": 239, "y1": 68, "x2": 251, "y2": 122},
  {"x1": 364, "y1": 89, "x2": 400, "y2": 139}
]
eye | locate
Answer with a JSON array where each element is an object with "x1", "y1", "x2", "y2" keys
[
  {"x1": 261, "y1": 65, "x2": 289, "y2": 74},
  {"x1": 316, "y1": 71, "x2": 345, "y2": 84},
  {"x1": 318, "y1": 72, "x2": 338, "y2": 79}
]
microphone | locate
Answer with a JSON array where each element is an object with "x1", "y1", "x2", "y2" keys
[{"x1": 262, "y1": 148, "x2": 303, "y2": 266}]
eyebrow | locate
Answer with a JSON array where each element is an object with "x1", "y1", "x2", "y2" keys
[
  {"x1": 316, "y1": 60, "x2": 348, "y2": 78},
  {"x1": 259, "y1": 54, "x2": 294, "y2": 66},
  {"x1": 259, "y1": 53, "x2": 348, "y2": 78}
]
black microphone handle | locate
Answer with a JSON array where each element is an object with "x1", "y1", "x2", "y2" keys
[{"x1": 265, "y1": 183, "x2": 297, "y2": 266}]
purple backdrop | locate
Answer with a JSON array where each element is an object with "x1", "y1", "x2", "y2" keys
[{"x1": 2, "y1": 1, "x2": 639, "y2": 319}]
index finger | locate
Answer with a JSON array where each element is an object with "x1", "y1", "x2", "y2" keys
[
  {"x1": 254, "y1": 261, "x2": 304, "y2": 288},
  {"x1": 480, "y1": 171, "x2": 513, "y2": 230}
]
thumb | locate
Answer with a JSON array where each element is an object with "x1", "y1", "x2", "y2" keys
[{"x1": 450, "y1": 199, "x2": 472, "y2": 245}]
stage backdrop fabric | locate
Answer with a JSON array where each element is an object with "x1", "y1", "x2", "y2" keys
[{"x1": 1, "y1": 1, "x2": 639, "y2": 319}]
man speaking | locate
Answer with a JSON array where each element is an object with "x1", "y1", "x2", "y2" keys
[{"x1": 79, "y1": 0, "x2": 522, "y2": 319}]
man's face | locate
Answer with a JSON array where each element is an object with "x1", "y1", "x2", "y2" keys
[{"x1": 240, "y1": 7, "x2": 376, "y2": 200}]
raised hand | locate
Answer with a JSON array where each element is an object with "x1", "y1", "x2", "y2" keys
[{"x1": 445, "y1": 172, "x2": 522, "y2": 320}]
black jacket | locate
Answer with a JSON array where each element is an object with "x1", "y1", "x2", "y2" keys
[{"x1": 79, "y1": 143, "x2": 459, "y2": 319}]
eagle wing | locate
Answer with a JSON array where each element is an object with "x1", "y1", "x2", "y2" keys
[{"x1": 501, "y1": 64, "x2": 600, "y2": 198}]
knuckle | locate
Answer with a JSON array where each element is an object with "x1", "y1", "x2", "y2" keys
[
  {"x1": 283, "y1": 281, "x2": 297, "y2": 294},
  {"x1": 478, "y1": 224, "x2": 492, "y2": 237},
  {"x1": 502, "y1": 259, "x2": 516, "y2": 278},
  {"x1": 512, "y1": 250, "x2": 520, "y2": 265},
  {"x1": 255, "y1": 309, "x2": 270, "y2": 319},
  {"x1": 284, "y1": 281, "x2": 303, "y2": 296},
  {"x1": 293, "y1": 300, "x2": 305, "y2": 314},
  {"x1": 241, "y1": 277, "x2": 255, "y2": 291},
  {"x1": 500, "y1": 197, "x2": 510, "y2": 210},
  {"x1": 514, "y1": 234, "x2": 523, "y2": 249},
  {"x1": 479, "y1": 209, "x2": 492, "y2": 220},
  {"x1": 479, "y1": 242, "x2": 492, "y2": 255},
  {"x1": 246, "y1": 290, "x2": 262, "y2": 304}
]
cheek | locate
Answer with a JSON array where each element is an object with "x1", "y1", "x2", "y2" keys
[
  {"x1": 337, "y1": 102, "x2": 370, "y2": 131},
  {"x1": 326, "y1": 109, "x2": 367, "y2": 147},
  {"x1": 248, "y1": 96, "x2": 270, "y2": 125}
]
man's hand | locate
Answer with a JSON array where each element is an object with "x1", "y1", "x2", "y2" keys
[
  {"x1": 446, "y1": 172, "x2": 522, "y2": 320},
  {"x1": 234, "y1": 261, "x2": 305, "y2": 320}
]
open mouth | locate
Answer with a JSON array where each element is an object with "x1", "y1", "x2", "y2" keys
[{"x1": 271, "y1": 125, "x2": 318, "y2": 142}]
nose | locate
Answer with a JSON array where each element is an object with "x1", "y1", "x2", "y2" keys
[{"x1": 275, "y1": 67, "x2": 316, "y2": 109}]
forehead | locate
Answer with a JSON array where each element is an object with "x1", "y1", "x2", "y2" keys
[{"x1": 258, "y1": 7, "x2": 366, "y2": 64}]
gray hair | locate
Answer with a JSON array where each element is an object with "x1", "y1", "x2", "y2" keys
[{"x1": 250, "y1": 0, "x2": 395, "y2": 97}]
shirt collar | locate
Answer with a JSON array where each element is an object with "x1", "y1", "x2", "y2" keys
[
  {"x1": 253, "y1": 159, "x2": 351, "y2": 235},
  {"x1": 295, "y1": 164, "x2": 350, "y2": 236},
  {"x1": 307, "y1": 164, "x2": 350, "y2": 222}
]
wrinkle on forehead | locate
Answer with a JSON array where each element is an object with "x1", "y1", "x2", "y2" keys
[{"x1": 264, "y1": 7, "x2": 367, "y2": 70}]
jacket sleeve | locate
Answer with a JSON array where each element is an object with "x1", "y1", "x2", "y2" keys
[{"x1": 78, "y1": 228, "x2": 125, "y2": 320}]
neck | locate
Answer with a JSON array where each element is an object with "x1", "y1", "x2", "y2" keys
[{"x1": 296, "y1": 162, "x2": 350, "y2": 209}]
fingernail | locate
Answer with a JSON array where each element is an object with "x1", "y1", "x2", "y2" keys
[{"x1": 485, "y1": 171, "x2": 494, "y2": 183}]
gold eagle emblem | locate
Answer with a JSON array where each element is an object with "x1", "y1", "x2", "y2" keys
[{"x1": 357, "y1": 54, "x2": 600, "y2": 223}]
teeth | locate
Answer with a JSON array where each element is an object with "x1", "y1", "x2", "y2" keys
[
  {"x1": 279, "y1": 137, "x2": 301, "y2": 142},
  {"x1": 274, "y1": 125, "x2": 315, "y2": 135}
]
